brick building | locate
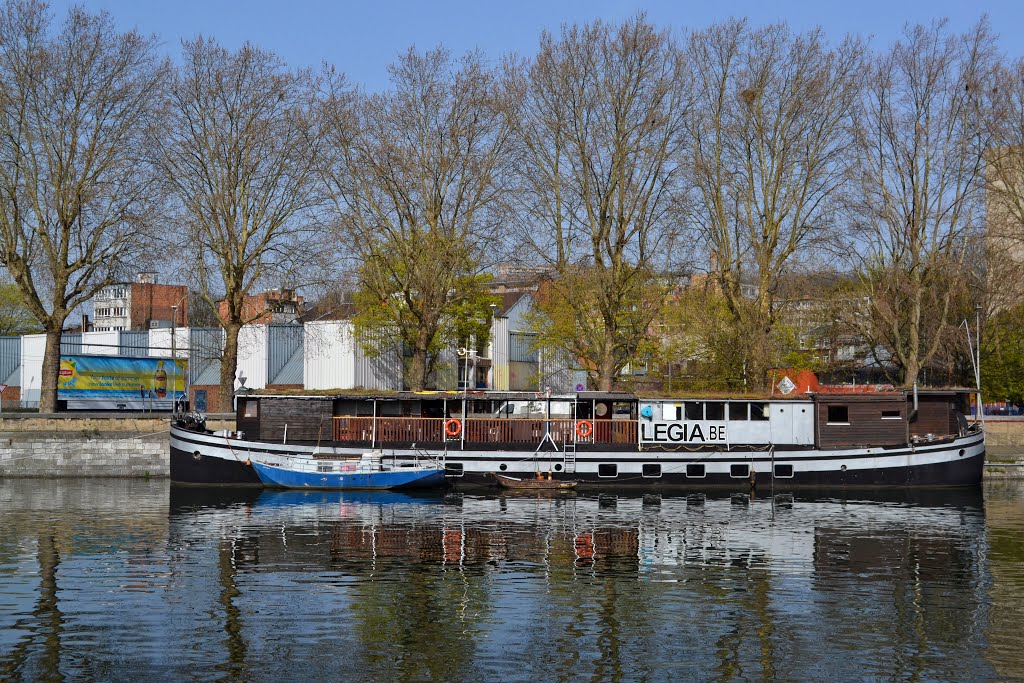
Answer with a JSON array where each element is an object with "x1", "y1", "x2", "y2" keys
[
  {"x1": 91, "y1": 273, "x2": 188, "y2": 331},
  {"x1": 217, "y1": 288, "x2": 304, "y2": 325}
]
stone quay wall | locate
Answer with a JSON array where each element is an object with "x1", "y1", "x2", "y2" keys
[{"x1": 0, "y1": 413, "x2": 233, "y2": 478}]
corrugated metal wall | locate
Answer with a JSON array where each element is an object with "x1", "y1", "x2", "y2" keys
[
  {"x1": 353, "y1": 328, "x2": 404, "y2": 390},
  {"x1": 490, "y1": 316, "x2": 509, "y2": 390},
  {"x1": 432, "y1": 346, "x2": 457, "y2": 390},
  {"x1": 189, "y1": 327, "x2": 223, "y2": 386},
  {"x1": 0, "y1": 336, "x2": 19, "y2": 386},
  {"x1": 510, "y1": 332, "x2": 538, "y2": 362},
  {"x1": 120, "y1": 330, "x2": 150, "y2": 357},
  {"x1": 268, "y1": 324, "x2": 303, "y2": 385},
  {"x1": 304, "y1": 321, "x2": 354, "y2": 390},
  {"x1": 60, "y1": 334, "x2": 81, "y2": 355},
  {"x1": 542, "y1": 349, "x2": 587, "y2": 393},
  {"x1": 236, "y1": 325, "x2": 268, "y2": 389}
]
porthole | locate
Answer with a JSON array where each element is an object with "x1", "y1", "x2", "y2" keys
[
  {"x1": 642, "y1": 463, "x2": 662, "y2": 478},
  {"x1": 840, "y1": 464, "x2": 847, "y2": 472},
  {"x1": 554, "y1": 463, "x2": 563, "y2": 471},
  {"x1": 730, "y1": 463, "x2": 751, "y2": 478},
  {"x1": 959, "y1": 449, "x2": 965, "y2": 457},
  {"x1": 192, "y1": 451, "x2": 202, "y2": 461},
  {"x1": 499, "y1": 463, "x2": 508, "y2": 471}
]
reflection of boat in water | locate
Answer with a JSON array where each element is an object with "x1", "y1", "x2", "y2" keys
[
  {"x1": 167, "y1": 485, "x2": 985, "y2": 578},
  {"x1": 491, "y1": 473, "x2": 578, "y2": 490},
  {"x1": 252, "y1": 457, "x2": 445, "y2": 490},
  {"x1": 253, "y1": 488, "x2": 447, "y2": 509}
]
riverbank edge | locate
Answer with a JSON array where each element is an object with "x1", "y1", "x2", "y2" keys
[{"x1": 0, "y1": 413, "x2": 234, "y2": 478}]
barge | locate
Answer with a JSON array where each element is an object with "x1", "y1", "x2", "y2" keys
[{"x1": 170, "y1": 387, "x2": 984, "y2": 490}]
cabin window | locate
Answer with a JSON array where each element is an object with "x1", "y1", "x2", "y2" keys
[
  {"x1": 827, "y1": 406, "x2": 849, "y2": 424},
  {"x1": 729, "y1": 403, "x2": 749, "y2": 421},
  {"x1": 705, "y1": 402, "x2": 725, "y2": 420},
  {"x1": 751, "y1": 403, "x2": 769, "y2": 421},
  {"x1": 550, "y1": 401, "x2": 573, "y2": 418},
  {"x1": 613, "y1": 402, "x2": 634, "y2": 419},
  {"x1": 598, "y1": 463, "x2": 618, "y2": 478},
  {"x1": 730, "y1": 463, "x2": 751, "y2": 478},
  {"x1": 881, "y1": 410, "x2": 902, "y2": 420},
  {"x1": 445, "y1": 462, "x2": 464, "y2": 477},
  {"x1": 642, "y1": 463, "x2": 662, "y2": 478},
  {"x1": 774, "y1": 464, "x2": 794, "y2": 478},
  {"x1": 686, "y1": 463, "x2": 705, "y2": 478},
  {"x1": 242, "y1": 400, "x2": 258, "y2": 418},
  {"x1": 685, "y1": 402, "x2": 703, "y2": 420}
]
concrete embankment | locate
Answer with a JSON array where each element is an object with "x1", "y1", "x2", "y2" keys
[
  {"x1": 980, "y1": 418, "x2": 1024, "y2": 478},
  {"x1": 0, "y1": 413, "x2": 233, "y2": 478}
]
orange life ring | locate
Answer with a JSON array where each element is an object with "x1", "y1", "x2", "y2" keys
[
  {"x1": 445, "y1": 419, "x2": 462, "y2": 437},
  {"x1": 575, "y1": 420, "x2": 593, "y2": 438}
]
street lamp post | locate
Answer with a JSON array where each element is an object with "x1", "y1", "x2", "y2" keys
[{"x1": 171, "y1": 305, "x2": 177, "y2": 415}]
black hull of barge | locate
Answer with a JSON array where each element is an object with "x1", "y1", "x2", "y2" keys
[
  {"x1": 170, "y1": 444, "x2": 262, "y2": 486},
  {"x1": 449, "y1": 451, "x2": 986, "y2": 491}
]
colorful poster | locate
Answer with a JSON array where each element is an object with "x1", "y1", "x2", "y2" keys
[{"x1": 58, "y1": 355, "x2": 187, "y2": 409}]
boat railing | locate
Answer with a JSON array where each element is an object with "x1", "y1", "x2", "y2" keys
[{"x1": 332, "y1": 416, "x2": 637, "y2": 446}]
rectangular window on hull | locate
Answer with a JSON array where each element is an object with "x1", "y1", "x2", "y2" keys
[
  {"x1": 730, "y1": 463, "x2": 751, "y2": 478},
  {"x1": 774, "y1": 464, "x2": 794, "y2": 478},
  {"x1": 881, "y1": 410, "x2": 901, "y2": 420},
  {"x1": 827, "y1": 406, "x2": 849, "y2": 424},
  {"x1": 686, "y1": 463, "x2": 705, "y2": 478},
  {"x1": 445, "y1": 463, "x2": 464, "y2": 476},
  {"x1": 598, "y1": 464, "x2": 618, "y2": 478},
  {"x1": 642, "y1": 463, "x2": 661, "y2": 478}
]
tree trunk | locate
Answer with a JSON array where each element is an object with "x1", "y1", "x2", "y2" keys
[
  {"x1": 39, "y1": 324, "x2": 65, "y2": 413},
  {"x1": 597, "y1": 343, "x2": 615, "y2": 392},
  {"x1": 902, "y1": 355, "x2": 921, "y2": 389},
  {"x1": 407, "y1": 347, "x2": 429, "y2": 391},
  {"x1": 219, "y1": 322, "x2": 241, "y2": 412}
]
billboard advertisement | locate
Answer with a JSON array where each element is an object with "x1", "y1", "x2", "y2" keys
[{"x1": 57, "y1": 355, "x2": 187, "y2": 410}]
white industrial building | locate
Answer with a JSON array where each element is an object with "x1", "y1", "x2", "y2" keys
[{"x1": 7, "y1": 293, "x2": 586, "y2": 409}]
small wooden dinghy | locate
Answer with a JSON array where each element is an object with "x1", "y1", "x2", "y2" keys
[{"x1": 492, "y1": 473, "x2": 578, "y2": 490}]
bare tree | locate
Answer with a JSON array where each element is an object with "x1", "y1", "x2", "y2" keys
[
  {"x1": 0, "y1": 1, "x2": 167, "y2": 412},
  {"x1": 157, "y1": 38, "x2": 324, "y2": 410},
  {"x1": 686, "y1": 20, "x2": 863, "y2": 388},
  {"x1": 513, "y1": 15, "x2": 690, "y2": 391},
  {"x1": 321, "y1": 47, "x2": 512, "y2": 390},
  {"x1": 844, "y1": 19, "x2": 995, "y2": 387},
  {"x1": 983, "y1": 60, "x2": 1024, "y2": 316}
]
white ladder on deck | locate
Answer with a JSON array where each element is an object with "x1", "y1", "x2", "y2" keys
[{"x1": 564, "y1": 442, "x2": 577, "y2": 474}]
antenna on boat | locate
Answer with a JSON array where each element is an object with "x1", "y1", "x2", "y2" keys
[{"x1": 960, "y1": 307, "x2": 983, "y2": 425}]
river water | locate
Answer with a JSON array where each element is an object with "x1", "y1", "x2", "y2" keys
[{"x1": 1, "y1": 480, "x2": 1022, "y2": 682}]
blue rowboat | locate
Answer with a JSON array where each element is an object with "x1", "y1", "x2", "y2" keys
[{"x1": 252, "y1": 459, "x2": 445, "y2": 490}]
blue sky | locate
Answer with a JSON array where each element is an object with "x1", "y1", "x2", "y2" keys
[{"x1": 53, "y1": 0, "x2": 1024, "y2": 90}]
